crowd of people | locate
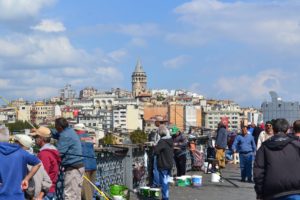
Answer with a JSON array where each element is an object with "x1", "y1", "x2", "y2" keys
[
  {"x1": 2, "y1": 116, "x2": 300, "y2": 200},
  {"x1": 216, "y1": 118, "x2": 300, "y2": 200},
  {"x1": 0, "y1": 117, "x2": 96, "y2": 200}
]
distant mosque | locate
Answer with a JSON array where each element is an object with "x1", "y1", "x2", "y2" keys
[{"x1": 131, "y1": 59, "x2": 151, "y2": 98}]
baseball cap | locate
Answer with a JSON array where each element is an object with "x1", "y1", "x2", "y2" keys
[{"x1": 30, "y1": 126, "x2": 51, "y2": 137}]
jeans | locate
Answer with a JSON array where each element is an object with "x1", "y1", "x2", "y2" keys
[
  {"x1": 239, "y1": 153, "x2": 253, "y2": 181},
  {"x1": 225, "y1": 149, "x2": 233, "y2": 160},
  {"x1": 153, "y1": 156, "x2": 160, "y2": 187},
  {"x1": 44, "y1": 192, "x2": 56, "y2": 200},
  {"x1": 159, "y1": 169, "x2": 170, "y2": 200}
]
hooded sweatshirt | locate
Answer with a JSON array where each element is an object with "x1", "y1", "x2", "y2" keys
[
  {"x1": 154, "y1": 135, "x2": 174, "y2": 170},
  {"x1": 0, "y1": 142, "x2": 40, "y2": 200},
  {"x1": 38, "y1": 143, "x2": 61, "y2": 193},
  {"x1": 254, "y1": 133, "x2": 300, "y2": 200}
]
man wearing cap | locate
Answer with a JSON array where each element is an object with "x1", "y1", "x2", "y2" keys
[
  {"x1": 171, "y1": 125, "x2": 187, "y2": 176},
  {"x1": 14, "y1": 134, "x2": 52, "y2": 200},
  {"x1": 215, "y1": 122, "x2": 228, "y2": 168},
  {"x1": 53, "y1": 117, "x2": 84, "y2": 200},
  {"x1": 256, "y1": 121, "x2": 273, "y2": 150},
  {"x1": 0, "y1": 125, "x2": 41, "y2": 200},
  {"x1": 31, "y1": 126, "x2": 61, "y2": 200},
  {"x1": 74, "y1": 123, "x2": 97, "y2": 200}
]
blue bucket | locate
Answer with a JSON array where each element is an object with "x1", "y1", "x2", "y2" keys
[{"x1": 192, "y1": 175, "x2": 202, "y2": 187}]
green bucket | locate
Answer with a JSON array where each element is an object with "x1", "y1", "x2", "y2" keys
[
  {"x1": 149, "y1": 188, "x2": 161, "y2": 199},
  {"x1": 176, "y1": 177, "x2": 186, "y2": 187},
  {"x1": 110, "y1": 184, "x2": 129, "y2": 200}
]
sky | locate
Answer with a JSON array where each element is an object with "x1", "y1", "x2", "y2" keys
[{"x1": 1, "y1": 0, "x2": 300, "y2": 107}]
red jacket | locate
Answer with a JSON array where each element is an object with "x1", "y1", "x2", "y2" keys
[{"x1": 38, "y1": 145, "x2": 61, "y2": 193}]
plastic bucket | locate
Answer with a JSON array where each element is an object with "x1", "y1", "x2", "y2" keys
[
  {"x1": 112, "y1": 195, "x2": 124, "y2": 200},
  {"x1": 149, "y1": 188, "x2": 160, "y2": 199},
  {"x1": 110, "y1": 185, "x2": 129, "y2": 200},
  {"x1": 176, "y1": 177, "x2": 186, "y2": 187},
  {"x1": 192, "y1": 175, "x2": 202, "y2": 187},
  {"x1": 139, "y1": 186, "x2": 150, "y2": 198},
  {"x1": 183, "y1": 175, "x2": 192, "y2": 186},
  {"x1": 211, "y1": 173, "x2": 221, "y2": 183}
]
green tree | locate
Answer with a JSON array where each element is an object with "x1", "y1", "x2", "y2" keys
[
  {"x1": 5, "y1": 120, "x2": 36, "y2": 133},
  {"x1": 103, "y1": 133, "x2": 115, "y2": 145},
  {"x1": 130, "y1": 129, "x2": 148, "y2": 144}
]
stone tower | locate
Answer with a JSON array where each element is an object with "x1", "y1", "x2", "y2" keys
[{"x1": 132, "y1": 59, "x2": 147, "y2": 97}]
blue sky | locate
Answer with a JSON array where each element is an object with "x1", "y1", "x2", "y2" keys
[{"x1": 1, "y1": 0, "x2": 300, "y2": 107}]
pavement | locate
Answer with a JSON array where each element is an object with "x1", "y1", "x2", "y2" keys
[{"x1": 131, "y1": 163, "x2": 256, "y2": 200}]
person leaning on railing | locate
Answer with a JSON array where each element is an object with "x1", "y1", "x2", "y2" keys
[{"x1": 52, "y1": 118, "x2": 84, "y2": 200}]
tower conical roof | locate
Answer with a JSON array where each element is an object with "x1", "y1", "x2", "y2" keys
[{"x1": 134, "y1": 59, "x2": 144, "y2": 73}]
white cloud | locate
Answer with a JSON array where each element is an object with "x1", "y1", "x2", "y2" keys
[
  {"x1": 0, "y1": 79, "x2": 10, "y2": 89},
  {"x1": 118, "y1": 23, "x2": 161, "y2": 37},
  {"x1": 31, "y1": 19, "x2": 66, "y2": 32},
  {"x1": 163, "y1": 55, "x2": 190, "y2": 69},
  {"x1": 0, "y1": 39, "x2": 24, "y2": 57},
  {"x1": 62, "y1": 67, "x2": 87, "y2": 77},
  {"x1": 129, "y1": 38, "x2": 147, "y2": 47},
  {"x1": 171, "y1": 0, "x2": 300, "y2": 48},
  {"x1": 95, "y1": 66, "x2": 124, "y2": 83},
  {"x1": 108, "y1": 49, "x2": 128, "y2": 62},
  {"x1": 215, "y1": 69, "x2": 286, "y2": 103},
  {"x1": 0, "y1": 0, "x2": 55, "y2": 21}
]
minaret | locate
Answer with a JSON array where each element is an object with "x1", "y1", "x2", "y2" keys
[{"x1": 132, "y1": 59, "x2": 147, "y2": 97}]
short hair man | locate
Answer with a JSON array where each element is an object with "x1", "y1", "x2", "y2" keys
[
  {"x1": 215, "y1": 122, "x2": 228, "y2": 168},
  {"x1": 31, "y1": 126, "x2": 61, "y2": 200},
  {"x1": 293, "y1": 120, "x2": 300, "y2": 137},
  {"x1": 53, "y1": 118, "x2": 84, "y2": 200},
  {"x1": 154, "y1": 126, "x2": 173, "y2": 200},
  {"x1": 0, "y1": 125, "x2": 41, "y2": 199},
  {"x1": 254, "y1": 118, "x2": 300, "y2": 200},
  {"x1": 74, "y1": 123, "x2": 97, "y2": 200},
  {"x1": 232, "y1": 123, "x2": 256, "y2": 182}
]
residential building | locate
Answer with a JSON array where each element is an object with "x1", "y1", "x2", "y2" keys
[
  {"x1": 60, "y1": 84, "x2": 76, "y2": 100},
  {"x1": 79, "y1": 87, "x2": 97, "y2": 99},
  {"x1": 17, "y1": 105, "x2": 32, "y2": 122}
]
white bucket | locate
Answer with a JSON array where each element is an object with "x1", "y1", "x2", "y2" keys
[{"x1": 211, "y1": 173, "x2": 221, "y2": 183}]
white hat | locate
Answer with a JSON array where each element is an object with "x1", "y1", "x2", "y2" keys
[
  {"x1": 74, "y1": 123, "x2": 86, "y2": 131},
  {"x1": 14, "y1": 134, "x2": 33, "y2": 149},
  {"x1": 0, "y1": 125, "x2": 9, "y2": 142}
]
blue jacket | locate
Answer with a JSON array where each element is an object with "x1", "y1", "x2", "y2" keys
[
  {"x1": 0, "y1": 142, "x2": 40, "y2": 200},
  {"x1": 232, "y1": 134, "x2": 256, "y2": 153},
  {"x1": 55, "y1": 127, "x2": 83, "y2": 167},
  {"x1": 76, "y1": 131, "x2": 97, "y2": 171}
]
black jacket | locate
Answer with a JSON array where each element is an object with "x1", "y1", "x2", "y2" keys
[
  {"x1": 254, "y1": 133, "x2": 300, "y2": 200},
  {"x1": 154, "y1": 138, "x2": 173, "y2": 170}
]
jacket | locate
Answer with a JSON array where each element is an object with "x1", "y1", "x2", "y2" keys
[
  {"x1": 76, "y1": 130, "x2": 97, "y2": 171},
  {"x1": 154, "y1": 138, "x2": 173, "y2": 170},
  {"x1": 173, "y1": 133, "x2": 187, "y2": 158},
  {"x1": 38, "y1": 143, "x2": 61, "y2": 193},
  {"x1": 215, "y1": 127, "x2": 228, "y2": 149},
  {"x1": 0, "y1": 142, "x2": 40, "y2": 200},
  {"x1": 254, "y1": 133, "x2": 300, "y2": 200},
  {"x1": 56, "y1": 127, "x2": 83, "y2": 167}
]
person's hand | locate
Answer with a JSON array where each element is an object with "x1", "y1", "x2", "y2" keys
[{"x1": 21, "y1": 180, "x2": 28, "y2": 190}]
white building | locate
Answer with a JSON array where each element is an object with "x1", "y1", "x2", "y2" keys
[
  {"x1": 203, "y1": 103, "x2": 241, "y2": 131},
  {"x1": 17, "y1": 105, "x2": 32, "y2": 122}
]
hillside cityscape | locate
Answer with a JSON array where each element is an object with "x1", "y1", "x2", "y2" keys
[{"x1": 1, "y1": 60, "x2": 300, "y2": 142}]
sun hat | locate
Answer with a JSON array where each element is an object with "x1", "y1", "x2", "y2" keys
[
  {"x1": 74, "y1": 123, "x2": 86, "y2": 131},
  {"x1": 30, "y1": 126, "x2": 51, "y2": 137},
  {"x1": 14, "y1": 134, "x2": 33, "y2": 149}
]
